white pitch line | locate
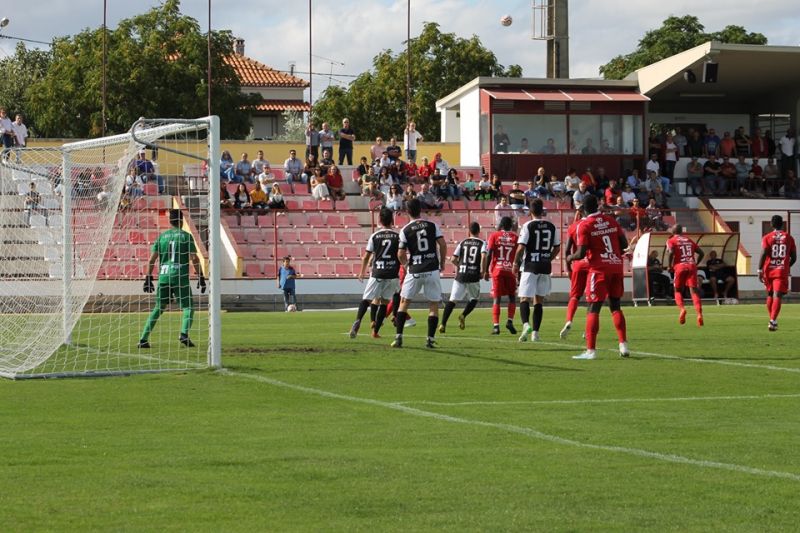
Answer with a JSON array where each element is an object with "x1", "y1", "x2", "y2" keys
[
  {"x1": 398, "y1": 393, "x2": 800, "y2": 406},
  {"x1": 221, "y1": 369, "x2": 800, "y2": 483}
]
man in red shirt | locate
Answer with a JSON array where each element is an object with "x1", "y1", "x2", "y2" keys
[
  {"x1": 560, "y1": 208, "x2": 588, "y2": 339},
  {"x1": 664, "y1": 225, "x2": 705, "y2": 326},
  {"x1": 566, "y1": 195, "x2": 630, "y2": 360},
  {"x1": 758, "y1": 215, "x2": 797, "y2": 331},
  {"x1": 482, "y1": 216, "x2": 518, "y2": 334}
]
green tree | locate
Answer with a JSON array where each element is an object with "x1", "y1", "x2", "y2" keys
[
  {"x1": 27, "y1": 0, "x2": 258, "y2": 138},
  {"x1": 273, "y1": 110, "x2": 305, "y2": 142},
  {"x1": 0, "y1": 43, "x2": 52, "y2": 134},
  {"x1": 600, "y1": 15, "x2": 767, "y2": 80},
  {"x1": 312, "y1": 22, "x2": 521, "y2": 143}
]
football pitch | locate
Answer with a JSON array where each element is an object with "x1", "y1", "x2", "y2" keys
[{"x1": 2, "y1": 304, "x2": 799, "y2": 531}]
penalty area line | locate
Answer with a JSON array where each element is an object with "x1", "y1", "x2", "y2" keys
[
  {"x1": 221, "y1": 369, "x2": 800, "y2": 483},
  {"x1": 398, "y1": 393, "x2": 800, "y2": 406}
]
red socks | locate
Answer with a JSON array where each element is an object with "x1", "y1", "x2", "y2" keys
[
  {"x1": 674, "y1": 291, "x2": 685, "y2": 310},
  {"x1": 492, "y1": 304, "x2": 500, "y2": 325},
  {"x1": 771, "y1": 297, "x2": 782, "y2": 321},
  {"x1": 766, "y1": 296, "x2": 773, "y2": 314},
  {"x1": 585, "y1": 312, "x2": 599, "y2": 349},
  {"x1": 611, "y1": 310, "x2": 627, "y2": 342},
  {"x1": 691, "y1": 292, "x2": 703, "y2": 315},
  {"x1": 507, "y1": 303, "x2": 516, "y2": 321},
  {"x1": 566, "y1": 297, "x2": 579, "y2": 322}
]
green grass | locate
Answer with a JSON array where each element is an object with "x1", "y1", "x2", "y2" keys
[{"x1": 2, "y1": 304, "x2": 800, "y2": 531}]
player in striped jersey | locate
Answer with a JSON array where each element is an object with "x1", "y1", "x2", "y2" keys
[
  {"x1": 440, "y1": 222, "x2": 486, "y2": 333},
  {"x1": 350, "y1": 208, "x2": 400, "y2": 339}
]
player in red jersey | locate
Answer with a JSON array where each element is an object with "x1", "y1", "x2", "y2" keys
[
  {"x1": 664, "y1": 225, "x2": 705, "y2": 326},
  {"x1": 758, "y1": 215, "x2": 797, "y2": 331},
  {"x1": 560, "y1": 208, "x2": 588, "y2": 339},
  {"x1": 482, "y1": 216, "x2": 518, "y2": 335},
  {"x1": 565, "y1": 195, "x2": 629, "y2": 360}
]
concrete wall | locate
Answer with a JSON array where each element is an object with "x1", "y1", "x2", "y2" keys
[{"x1": 458, "y1": 89, "x2": 481, "y2": 167}]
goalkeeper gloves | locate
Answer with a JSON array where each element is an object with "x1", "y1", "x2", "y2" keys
[
  {"x1": 198, "y1": 275, "x2": 207, "y2": 294},
  {"x1": 143, "y1": 275, "x2": 155, "y2": 293}
]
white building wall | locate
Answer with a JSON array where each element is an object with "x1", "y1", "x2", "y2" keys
[{"x1": 458, "y1": 89, "x2": 481, "y2": 167}]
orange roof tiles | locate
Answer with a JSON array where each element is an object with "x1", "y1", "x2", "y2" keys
[
  {"x1": 225, "y1": 54, "x2": 309, "y2": 88},
  {"x1": 252, "y1": 100, "x2": 311, "y2": 112}
]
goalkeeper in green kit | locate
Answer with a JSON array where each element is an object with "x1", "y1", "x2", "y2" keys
[{"x1": 138, "y1": 208, "x2": 206, "y2": 348}]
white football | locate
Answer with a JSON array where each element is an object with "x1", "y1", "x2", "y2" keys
[
  {"x1": 500, "y1": 15, "x2": 512, "y2": 26},
  {"x1": 287, "y1": 304, "x2": 297, "y2": 312}
]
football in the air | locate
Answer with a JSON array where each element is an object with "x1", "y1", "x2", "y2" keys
[
  {"x1": 287, "y1": 304, "x2": 297, "y2": 312},
  {"x1": 500, "y1": 15, "x2": 512, "y2": 26}
]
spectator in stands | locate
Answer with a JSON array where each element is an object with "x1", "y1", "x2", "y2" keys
[
  {"x1": 604, "y1": 178, "x2": 621, "y2": 207},
  {"x1": 370, "y1": 137, "x2": 385, "y2": 162},
  {"x1": 647, "y1": 250, "x2": 671, "y2": 299},
  {"x1": 749, "y1": 158, "x2": 765, "y2": 194},
  {"x1": 0, "y1": 107, "x2": 13, "y2": 153},
  {"x1": 250, "y1": 181, "x2": 269, "y2": 209},
  {"x1": 258, "y1": 172, "x2": 272, "y2": 196},
  {"x1": 719, "y1": 132, "x2": 736, "y2": 158},
  {"x1": 462, "y1": 173, "x2": 477, "y2": 200},
  {"x1": 417, "y1": 156, "x2": 432, "y2": 183},
  {"x1": 594, "y1": 166, "x2": 610, "y2": 192},
  {"x1": 626, "y1": 168, "x2": 642, "y2": 193},
  {"x1": 581, "y1": 138, "x2": 597, "y2": 154},
  {"x1": 519, "y1": 137, "x2": 531, "y2": 153},
  {"x1": 11, "y1": 114, "x2": 27, "y2": 162},
  {"x1": 235, "y1": 152, "x2": 253, "y2": 184},
  {"x1": 305, "y1": 121, "x2": 320, "y2": 160},
  {"x1": 564, "y1": 169, "x2": 580, "y2": 199},
  {"x1": 418, "y1": 183, "x2": 443, "y2": 211},
  {"x1": 648, "y1": 130, "x2": 662, "y2": 159},
  {"x1": 687, "y1": 129, "x2": 704, "y2": 157},
  {"x1": 751, "y1": 128, "x2": 769, "y2": 159},
  {"x1": 405, "y1": 158, "x2": 419, "y2": 183},
  {"x1": 493, "y1": 194, "x2": 516, "y2": 228},
  {"x1": 614, "y1": 195, "x2": 634, "y2": 230},
  {"x1": 734, "y1": 126, "x2": 751, "y2": 157},
  {"x1": 490, "y1": 173, "x2": 504, "y2": 200},
  {"x1": 96, "y1": 185, "x2": 111, "y2": 207},
  {"x1": 703, "y1": 154, "x2": 723, "y2": 196},
  {"x1": 319, "y1": 122, "x2": 335, "y2": 160},
  {"x1": 320, "y1": 148, "x2": 335, "y2": 174},
  {"x1": 476, "y1": 175, "x2": 493, "y2": 200},
  {"x1": 135, "y1": 149, "x2": 163, "y2": 193},
  {"x1": 646, "y1": 197, "x2": 668, "y2": 230},
  {"x1": 580, "y1": 166, "x2": 597, "y2": 193},
  {"x1": 327, "y1": 165, "x2": 346, "y2": 201},
  {"x1": 232, "y1": 183, "x2": 250, "y2": 210},
  {"x1": 430, "y1": 152, "x2": 450, "y2": 175},
  {"x1": 256, "y1": 163, "x2": 275, "y2": 185},
  {"x1": 338, "y1": 118, "x2": 356, "y2": 165},
  {"x1": 784, "y1": 169, "x2": 800, "y2": 199},
  {"x1": 284, "y1": 149, "x2": 305, "y2": 194},
  {"x1": 386, "y1": 137, "x2": 402, "y2": 160},
  {"x1": 779, "y1": 129, "x2": 797, "y2": 179},
  {"x1": 651, "y1": 185, "x2": 669, "y2": 210},
  {"x1": 549, "y1": 174, "x2": 566, "y2": 202},
  {"x1": 386, "y1": 184, "x2": 404, "y2": 211},
  {"x1": 719, "y1": 156, "x2": 737, "y2": 195},
  {"x1": 24, "y1": 182, "x2": 41, "y2": 225},
  {"x1": 404, "y1": 122, "x2": 423, "y2": 162},
  {"x1": 302, "y1": 153, "x2": 320, "y2": 184},
  {"x1": 268, "y1": 183, "x2": 285, "y2": 209},
  {"x1": 429, "y1": 168, "x2": 448, "y2": 200},
  {"x1": 361, "y1": 166, "x2": 378, "y2": 196},
  {"x1": 735, "y1": 155, "x2": 750, "y2": 194},
  {"x1": 704, "y1": 250, "x2": 736, "y2": 302},
  {"x1": 539, "y1": 137, "x2": 557, "y2": 154},
  {"x1": 704, "y1": 128, "x2": 721, "y2": 157},
  {"x1": 572, "y1": 182, "x2": 592, "y2": 210},
  {"x1": 664, "y1": 133, "x2": 679, "y2": 181},
  {"x1": 645, "y1": 153, "x2": 661, "y2": 180},
  {"x1": 378, "y1": 166, "x2": 395, "y2": 197},
  {"x1": 125, "y1": 167, "x2": 145, "y2": 198},
  {"x1": 642, "y1": 171, "x2": 662, "y2": 198},
  {"x1": 628, "y1": 198, "x2": 647, "y2": 230},
  {"x1": 494, "y1": 125, "x2": 510, "y2": 153},
  {"x1": 686, "y1": 156, "x2": 704, "y2": 196},
  {"x1": 219, "y1": 150, "x2": 235, "y2": 182},
  {"x1": 532, "y1": 167, "x2": 548, "y2": 196},
  {"x1": 445, "y1": 168, "x2": 462, "y2": 200},
  {"x1": 764, "y1": 157, "x2": 780, "y2": 196},
  {"x1": 508, "y1": 181, "x2": 527, "y2": 211},
  {"x1": 220, "y1": 182, "x2": 232, "y2": 209},
  {"x1": 673, "y1": 127, "x2": 688, "y2": 157},
  {"x1": 252, "y1": 150, "x2": 269, "y2": 177},
  {"x1": 621, "y1": 184, "x2": 636, "y2": 206},
  {"x1": 524, "y1": 180, "x2": 538, "y2": 206},
  {"x1": 310, "y1": 168, "x2": 331, "y2": 201},
  {"x1": 402, "y1": 183, "x2": 417, "y2": 207},
  {"x1": 356, "y1": 156, "x2": 370, "y2": 180},
  {"x1": 765, "y1": 129, "x2": 777, "y2": 157}
]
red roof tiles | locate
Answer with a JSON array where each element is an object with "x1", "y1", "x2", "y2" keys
[{"x1": 225, "y1": 54, "x2": 308, "y2": 88}]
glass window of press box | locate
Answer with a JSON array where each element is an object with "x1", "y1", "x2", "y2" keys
[{"x1": 489, "y1": 114, "x2": 643, "y2": 155}]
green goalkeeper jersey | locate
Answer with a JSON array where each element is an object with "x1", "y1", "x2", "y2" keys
[{"x1": 153, "y1": 227, "x2": 197, "y2": 281}]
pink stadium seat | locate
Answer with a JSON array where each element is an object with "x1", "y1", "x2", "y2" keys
[
  {"x1": 308, "y1": 246, "x2": 326, "y2": 260},
  {"x1": 255, "y1": 247, "x2": 273, "y2": 260},
  {"x1": 122, "y1": 263, "x2": 143, "y2": 279},
  {"x1": 301, "y1": 199, "x2": 318, "y2": 210},
  {"x1": 226, "y1": 183, "x2": 238, "y2": 195},
  {"x1": 343, "y1": 214, "x2": 360, "y2": 228},
  {"x1": 286, "y1": 244, "x2": 307, "y2": 259},
  {"x1": 315, "y1": 229, "x2": 333, "y2": 242},
  {"x1": 467, "y1": 200, "x2": 483, "y2": 210},
  {"x1": 279, "y1": 229, "x2": 301, "y2": 244},
  {"x1": 225, "y1": 215, "x2": 240, "y2": 227},
  {"x1": 350, "y1": 229, "x2": 367, "y2": 243},
  {"x1": 271, "y1": 169, "x2": 285, "y2": 180},
  {"x1": 230, "y1": 229, "x2": 245, "y2": 243},
  {"x1": 257, "y1": 214, "x2": 274, "y2": 227},
  {"x1": 286, "y1": 213, "x2": 305, "y2": 227},
  {"x1": 317, "y1": 263, "x2": 335, "y2": 277},
  {"x1": 335, "y1": 263, "x2": 353, "y2": 277},
  {"x1": 240, "y1": 215, "x2": 258, "y2": 228},
  {"x1": 285, "y1": 199, "x2": 301, "y2": 210},
  {"x1": 245, "y1": 263, "x2": 262, "y2": 277},
  {"x1": 128, "y1": 231, "x2": 145, "y2": 244},
  {"x1": 278, "y1": 182, "x2": 293, "y2": 195},
  {"x1": 263, "y1": 262, "x2": 278, "y2": 278},
  {"x1": 305, "y1": 213, "x2": 324, "y2": 226},
  {"x1": 443, "y1": 213, "x2": 462, "y2": 227},
  {"x1": 143, "y1": 183, "x2": 159, "y2": 196},
  {"x1": 145, "y1": 230, "x2": 160, "y2": 243},
  {"x1": 325, "y1": 246, "x2": 343, "y2": 260},
  {"x1": 133, "y1": 246, "x2": 150, "y2": 261},
  {"x1": 325, "y1": 214, "x2": 345, "y2": 227},
  {"x1": 335, "y1": 201, "x2": 351, "y2": 210},
  {"x1": 297, "y1": 229, "x2": 314, "y2": 243},
  {"x1": 342, "y1": 246, "x2": 360, "y2": 259},
  {"x1": 334, "y1": 230, "x2": 350, "y2": 243}
]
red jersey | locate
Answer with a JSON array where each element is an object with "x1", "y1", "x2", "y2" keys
[
  {"x1": 576, "y1": 212, "x2": 625, "y2": 274},
  {"x1": 487, "y1": 230, "x2": 518, "y2": 275},
  {"x1": 666, "y1": 235, "x2": 699, "y2": 267},
  {"x1": 567, "y1": 220, "x2": 588, "y2": 269},
  {"x1": 761, "y1": 230, "x2": 796, "y2": 277}
]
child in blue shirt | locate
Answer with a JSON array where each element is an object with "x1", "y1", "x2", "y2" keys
[{"x1": 277, "y1": 256, "x2": 298, "y2": 311}]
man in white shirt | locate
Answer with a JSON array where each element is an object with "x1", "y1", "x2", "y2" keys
[
  {"x1": 11, "y1": 114, "x2": 28, "y2": 163},
  {"x1": 404, "y1": 122, "x2": 423, "y2": 162},
  {"x1": 779, "y1": 129, "x2": 796, "y2": 179}
]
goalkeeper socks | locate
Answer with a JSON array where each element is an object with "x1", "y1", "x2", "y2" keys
[
  {"x1": 395, "y1": 311, "x2": 408, "y2": 335},
  {"x1": 375, "y1": 304, "x2": 388, "y2": 332},
  {"x1": 463, "y1": 299, "x2": 478, "y2": 317},
  {"x1": 356, "y1": 299, "x2": 370, "y2": 321},
  {"x1": 441, "y1": 301, "x2": 456, "y2": 326},
  {"x1": 141, "y1": 306, "x2": 164, "y2": 341},
  {"x1": 585, "y1": 312, "x2": 600, "y2": 350},
  {"x1": 369, "y1": 303, "x2": 378, "y2": 323},
  {"x1": 532, "y1": 303, "x2": 543, "y2": 332},
  {"x1": 181, "y1": 307, "x2": 194, "y2": 335},
  {"x1": 611, "y1": 310, "x2": 627, "y2": 342},
  {"x1": 427, "y1": 315, "x2": 439, "y2": 338},
  {"x1": 566, "y1": 297, "x2": 579, "y2": 322},
  {"x1": 519, "y1": 301, "x2": 530, "y2": 326}
]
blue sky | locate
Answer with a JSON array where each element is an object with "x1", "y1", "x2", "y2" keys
[{"x1": 4, "y1": 0, "x2": 798, "y2": 100}]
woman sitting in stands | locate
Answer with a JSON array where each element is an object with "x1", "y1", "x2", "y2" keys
[
  {"x1": 302, "y1": 153, "x2": 320, "y2": 184},
  {"x1": 378, "y1": 166, "x2": 395, "y2": 197},
  {"x1": 402, "y1": 184, "x2": 416, "y2": 208},
  {"x1": 220, "y1": 182, "x2": 233, "y2": 209},
  {"x1": 232, "y1": 183, "x2": 250, "y2": 210},
  {"x1": 220, "y1": 150, "x2": 235, "y2": 182},
  {"x1": 310, "y1": 167, "x2": 331, "y2": 201},
  {"x1": 326, "y1": 165, "x2": 345, "y2": 201},
  {"x1": 386, "y1": 184, "x2": 404, "y2": 211},
  {"x1": 268, "y1": 183, "x2": 285, "y2": 209}
]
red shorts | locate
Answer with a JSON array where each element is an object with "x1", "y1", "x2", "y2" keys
[
  {"x1": 585, "y1": 270, "x2": 624, "y2": 303},
  {"x1": 673, "y1": 264, "x2": 698, "y2": 290},
  {"x1": 569, "y1": 261, "x2": 589, "y2": 300},
  {"x1": 491, "y1": 272, "x2": 517, "y2": 298},
  {"x1": 765, "y1": 275, "x2": 789, "y2": 294}
]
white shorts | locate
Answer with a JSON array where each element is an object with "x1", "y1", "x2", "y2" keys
[
  {"x1": 400, "y1": 270, "x2": 442, "y2": 302},
  {"x1": 449, "y1": 280, "x2": 480, "y2": 302},
  {"x1": 362, "y1": 277, "x2": 400, "y2": 301},
  {"x1": 518, "y1": 271, "x2": 552, "y2": 298}
]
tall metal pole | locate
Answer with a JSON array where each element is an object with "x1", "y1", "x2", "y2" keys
[
  {"x1": 102, "y1": 0, "x2": 107, "y2": 136},
  {"x1": 308, "y1": 0, "x2": 313, "y2": 117},
  {"x1": 207, "y1": 0, "x2": 212, "y2": 116},
  {"x1": 405, "y1": 0, "x2": 411, "y2": 128}
]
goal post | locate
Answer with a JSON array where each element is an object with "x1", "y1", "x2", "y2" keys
[{"x1": 0, "y1": 116, "x2": 221, "y2": 379}]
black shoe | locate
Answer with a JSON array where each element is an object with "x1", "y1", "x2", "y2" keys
[
  {"x1": 179, "y1": 334, "x2": 195, "y2": 347},
  {"x1": 438, "y1": 324, "x2": 446, "y2": 334},
  {"x1": 426, "y1": 337, "x2": 437, "y2": 349},
  {"x1": 491, "y1": 325, "x2": 500, "y2": 335},
  {"x1": 137, "y1": 340, "x2": 150, "y2": 349},
  {"x1": 506, "y1": 320, "x2": 517, "y2": 335},
  {"x1": 391, "y1": 335, "x2": 403, "y2": 348}
]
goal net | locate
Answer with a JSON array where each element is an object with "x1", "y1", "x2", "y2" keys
[{"x1": 0, "y1": 117, "x2": 221, "y2": 378}]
